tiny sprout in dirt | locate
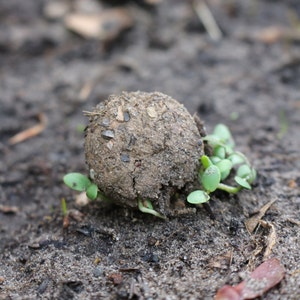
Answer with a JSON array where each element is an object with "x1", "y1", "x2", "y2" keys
[
  {"x1": 63, "y1": 173, "x2": 167, "y2": 219},
  {"x1": 187, "y1": 124, "x2": 256, "y2": 205},
  {"x1": 63, "y1": 173, "x2": 98, "y2": 200}
]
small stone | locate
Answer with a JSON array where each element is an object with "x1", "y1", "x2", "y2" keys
[
  {"x1": 28, "y1": 243, "x2": 41, "y2": 250},
  {"x1": 101, "y1": 118, "x2": 110, "y2": 127},
  {"x1": 146, "y1": 106, "x2": 158, "y2": 118},
  {"x1": 106, "y1": 140, "x2": 114, "y2": 150},
  {"x1": 89, "y1": 168, "x2": 95, "y2": 180},
  {"x1": 37, "y1": 279, "x2": 49, "y2": 294},
  {"x1": 121, "y1": 153, "x2": 130, "y2": 162},
  {"x1": 116, "y1": 106, "x2": 124, "y2": 121},
  {"x1": 101, "y1": 130, "x2": 114, "y2": 139},
  {"x1": 93, "y1": 267, "x2": 103, "y2": 278},
  {"x1": 123, "y1": 111, "x2": 130, "y2": 122}
]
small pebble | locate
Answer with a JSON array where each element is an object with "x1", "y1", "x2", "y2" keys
[
  {"x1": 101, "y1": 130, "x2": 114, "y2": 139},
  {"x1": 147, "y1": 106, "x2": 157, "y2": 118},
  {"x1": 101, "y1": 118, "x2": 110, "y2": 127},
  {"x1": 93, "y1": 267, "x2": 103, "y2": 278},
  {"x1": 121, "y1": 153, "x2": 130, "y2": 162},
  {"x1": 116, "y1": 106, "x2": 124, "y2": 121},
  {"x1": 123, "y1": 111, "x2": 130, "y2": 122}
]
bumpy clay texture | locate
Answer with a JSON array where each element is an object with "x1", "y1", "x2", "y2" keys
[{"x1": 85, "y1": 91, "x2": 203, "y2": 215}]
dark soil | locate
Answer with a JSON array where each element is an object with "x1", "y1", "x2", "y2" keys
[{"x1": 0, "y1": 0, "x2": 299, "y2": 299}]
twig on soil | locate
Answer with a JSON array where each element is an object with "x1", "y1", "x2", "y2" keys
[
  {"x1": 79, "y1": 81, "x2": 93, "y2": 101},
  {"x1": 0, "y1": 204, "x2": 19, "y2": 214},
  {"x1": 9, "y1": 113, "x2": 47, "y2": 145},
  {"x1": 83, "y1": 110, "x2": 101, "y2": 116},
  {"x1": 258, "y1": 220, "x2": 277, "y2": 260},
  {"x1": 245, "y1": 200, "x2": 276, "y2": 234},
  {"x1": 286, "y1": 218, "x2": 300, "y2": 226},
  {"x1": 193, "y1": 0, "x2": 222, "y2": 41}
]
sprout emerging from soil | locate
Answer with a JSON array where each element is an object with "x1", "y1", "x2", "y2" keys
[{"x1": 187, "y1": 124, "x2": 256, "y2": 205}]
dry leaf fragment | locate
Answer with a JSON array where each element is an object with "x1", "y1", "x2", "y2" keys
[
  {"x1": 255, "y1": 26, "x2": 285, "y2": 44},
  {"x1": 215, "y1": 258, "x2": 285, "y2": 300},
  {"x1": 259, "y1": 220, "x2": 277, "y2": 260},
  {"x1": 254, "y1": 26, "x2": 300, "y2": 44},
  {"x1": 108, "y1": 273, "x2": 123, "y2": 285},
  {"x1": 64, "y1": 8, "x2": 133, "y2": 40},
  {"x1": 9, "y1": 113, "x2": 47, "y2": 145},
  {"x1": 0, "y1": 205, "x2": 19, "y2": 214},
  {"x1": 245, "y1": 200, "x2": 276, "y2": 234},
  {"x1": 209, "y1": 251, "x2": 233, "y2": 270}
]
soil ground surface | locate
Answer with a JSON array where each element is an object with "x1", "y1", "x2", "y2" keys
[{"x1": 0, "y1": 0, "x2": 299, "y2": 299}]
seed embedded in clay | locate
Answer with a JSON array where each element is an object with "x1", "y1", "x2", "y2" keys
[{"x1": 84, "y1": 91, "x2": 204, "y2": 215}]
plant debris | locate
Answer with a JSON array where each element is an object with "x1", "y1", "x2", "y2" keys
[
  {"x1": 64, "y1": 8, "x2": 133, "y2": 41},
  {"x1": 215, "y1": 258, "x2": 285, "y2": 300},
  {"x1": 245, "y1": 200, "x2": 276, "y2": 234},
  {"x1": 8, "y1": 113, "x2": 47, "y2": 145}
]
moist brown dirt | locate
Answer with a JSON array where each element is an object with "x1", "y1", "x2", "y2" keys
[
  {"x1": 84, "y1": 91, "x2": 203, "y2": 215},
  {"x1": 0, "y1": 1, "x2": 299, "y2": 299}
]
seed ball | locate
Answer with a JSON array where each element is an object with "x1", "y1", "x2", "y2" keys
[{"x1": 84, "y1": 91, "x2": 204, "y2": 215}]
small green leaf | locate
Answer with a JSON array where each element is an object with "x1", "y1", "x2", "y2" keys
[
  {"x1": 187, "y1": 190, "x2": 210, "y2": 204},
  {"x1": 228, "y1": 153, "x2": 245, "y2": 165},
  {"x1": 143, "y1": 199, "x2": 153, "y2": 209},
  {"x1": 235, "y1": 176, "x2": 251, "y2": 189},
  {"x1": 201, "y1": 155, "x2": 213, "y2": 169},
  {"x1": 202, "y1": 135, "x2": 222, "y2": 147},
  {"x1": 224, "y1": 145, "x2": 234, "y2": 155},
  {"x1": 213, "y1": 146, "x2": 226, "y2": 159},
  {"x1": 237, "y1": 164, "x2": 252, "y2": 178},
  {"x1": 86, "y1": 183, "x2": 98, "y2": 200},
  {"x1": 201, "y1": 165, "x2": 221, "y2": 192},
  {"x1": 215, "y1": 159, "x2": 232, "y2": 180},
  {"x1": 210, "y1": 156, "x2": 222, "y2": 164},
  {"x1": 61, "y1": 198, "x2": 67, "y2": 216},
  {"x1": 213, "y1": 124, "x2": 235, "y2": 147},
  {"x1": 248, "y1": 168, "x2": 257, "y2": 184},
  {"x1": 63, "y1": 173, "x2": 91, "y2": 191},
  {"x1": 138, "y1": 199, "x2": 166, "y2": 219},
  {"x1": 213, "y1": 124, "x2": 231, "y2": 140}
]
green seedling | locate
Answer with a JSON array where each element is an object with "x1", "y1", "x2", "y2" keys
[
  {"x1": 138, "y1": 199, "x2": 166, "y2": 219},
  {"x1": 63, "y1": 123, "x2": 256, "y2": 218},
  {"x1": 63, "y1": 172, "x2": 98, "y2": 200},
  {"x1": 187, "y1": 124, "x2": 256, "y2": 205},
  {"x1": 63, "y1": 173, "x2": 165, "y2": 218},
  {"x1": 61, "y1": 198, "x2": 68, "y2": 216}
]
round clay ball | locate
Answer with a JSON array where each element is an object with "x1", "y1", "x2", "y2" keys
[{"x1": 84, "y1": 91, "x2": 203, "y2": 215}]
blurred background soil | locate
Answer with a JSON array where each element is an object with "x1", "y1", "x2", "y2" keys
[{"x1": 0, "y1": 0, "x2": 299, "y2": 299}]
